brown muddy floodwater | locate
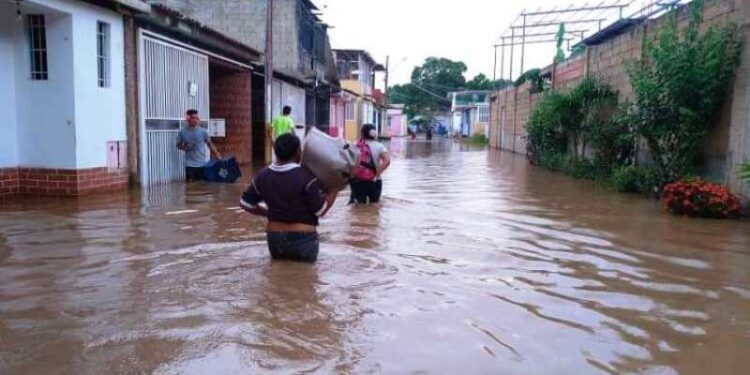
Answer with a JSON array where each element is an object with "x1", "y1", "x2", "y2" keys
[{"x1": 1, "y1": 138, "x2": 749, "y2": 375}]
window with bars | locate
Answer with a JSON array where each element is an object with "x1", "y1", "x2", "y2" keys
[
  {"x1": 478, "y1": 106, "x2": 490, "y2": 123},
  {"x1": 345, "y1": 101, "x2": 355, "y2": 121},
  {"x1": 97, "y1": 21, "x2": 110, "y2": 88},
  {"x1": 27, "y1": 14, "x2": 48, "y2": 80}
]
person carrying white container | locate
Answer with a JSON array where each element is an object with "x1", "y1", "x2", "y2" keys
[{"x1": 240, "y1": 134, "x2": 338, "y2": 263}]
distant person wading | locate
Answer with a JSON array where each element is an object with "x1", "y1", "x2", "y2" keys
[
  {"x1": 350, "y1": 124, "x2": 391, "y2": 204},
  {"x1": 176, "y1": 109, "x2": 222, "y2": 182}
]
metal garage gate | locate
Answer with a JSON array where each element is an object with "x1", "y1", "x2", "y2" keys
[{"x1": 139, "y1": 33, "x2": 209, "y2": 186}]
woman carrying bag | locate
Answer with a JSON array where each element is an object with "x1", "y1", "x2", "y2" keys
[{"x1": 350, "y1": 124, "x2": 391, "y2": 204}]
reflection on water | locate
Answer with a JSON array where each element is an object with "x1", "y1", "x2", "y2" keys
[{"x1": 1, "y1": 138, "x2": 749, "y2": 374}]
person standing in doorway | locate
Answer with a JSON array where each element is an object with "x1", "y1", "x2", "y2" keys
[
  {"x1": 350, "y1": 124, "x2": 391, "y2": 204},
  {"x1": 176, "y1": 109, "x2": 222, "y2": 182},
  {"x1": 240, "y1": 133, "x2": 338, "y2": 263}
]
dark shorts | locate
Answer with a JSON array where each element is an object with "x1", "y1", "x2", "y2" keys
[
  {"x1": 267, "y1": 231, "x2": 319, "y2": 263},
  {"x1": 349, "y1": 179, "x2": 383, "y2": 204},
  {"x1": 185, "y1": 166, "x2": 205, "y2": 182}
]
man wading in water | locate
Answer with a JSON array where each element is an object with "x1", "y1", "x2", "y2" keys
[
  {"x1": 240, "y1": 134, "x2": 337, "y2": 263},
  {"x1": 177, "y1": 109, "x2": 222, "y2": 182}
]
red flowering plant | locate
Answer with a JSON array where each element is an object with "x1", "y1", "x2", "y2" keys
[{"x1": 662, "y1": 178, "x2": 742, "y2": 218}]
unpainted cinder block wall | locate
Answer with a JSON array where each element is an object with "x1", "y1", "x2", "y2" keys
[{"x1": 490, "y1": 0, "x2": 750, "y2": 195}]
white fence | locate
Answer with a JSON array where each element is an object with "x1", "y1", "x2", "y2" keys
[{"x1": 140, "y1": 33, "x2": 209, "y2": 186}]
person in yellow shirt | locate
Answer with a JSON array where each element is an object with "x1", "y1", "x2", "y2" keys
[
  {"x1": 267, "y1": 106, "x2": 295, "y2": 164},
  {"x1": 268, "y1": 105, "x2": 295, "y2": 145}
]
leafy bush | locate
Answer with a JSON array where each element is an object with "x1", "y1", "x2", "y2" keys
[
  {"x1": 526, "y1": 78, "x2": 618, "y2": 166},
  {"x1": 467, "y1": 134, "x2": 488, "y2": 146},
  {"x1": 627, "y1": 0, "x2": 742, "y2": 183},
  {"x1": 561, "y1": 157, "x2": 601, "y2": 180},
  {"x1": 590, "y1": 104, "x2": 636, "y2": 172},
  {"x1": 538, "y1": 152, "x2": 566, "y2": 171},
  {"x1": 662, "y1": 179, "x2": 742, "y2": 218},
  {"x1": 740, "y1": 163, "x2": 750, "y2": 185},
  {"x1": 611, "y1": 165, "x2": 660, "y2": 195},
  {"x1": 536, "y1": 153, "x2": 602, "y2": 180},
  {"x1": 526, "y1": 91, "x2": 568, "y2": 164},
  {"x1": 567, "y1": 78, "x2": 618, "y2": 159},
  {"x1": 514, "y1": 68, "x2": 541, "y2": 87}
]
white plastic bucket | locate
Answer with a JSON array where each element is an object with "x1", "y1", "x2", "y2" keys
[{"x1": 301, "y1": 128, "x2": 360, "y2": 192}]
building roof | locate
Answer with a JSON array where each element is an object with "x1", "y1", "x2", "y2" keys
[
  {"x1": 333, "y1": 49, "x2": 386, "y2": 71},
  {"x1": 575, "y1": 17, "x2": 645, "y2": 47},
  {"x1": 302, "y1": 0, "x2": 319, "y2": 11},
  {"x1": 447, "y1": 90, "x2": 491, "y2": 97},
  {"x1": 104, "y1": 0, "x2": 151, "y2": 12}
]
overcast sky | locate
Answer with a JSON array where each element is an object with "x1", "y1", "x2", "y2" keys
[{"x1": 316, "y1": 0, "x2": 653, "y2": 88}]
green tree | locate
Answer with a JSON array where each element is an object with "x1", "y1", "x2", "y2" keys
[
  {"x1": 466, "y1": 73, "x2": 493, "y2": 90},
  {"x1": 389, "y1": 83, "x2": 427, "y2": 118},
  {"x1": 555, "y1": 23, "x2": 566, "y2": 63},
  {"x1": 389, "y1": 57, "x2": 466, "y2": 118},
  {"x1": 627, "y1": 0, "x2": 742, "y2": 184},
  {"x1": 411, "y1": 57, "x2": 467, "y2": 94},
  {"x1": 465, "y1": 73, "x2": 512, "y2": 90},
  {"x1": 526, "y1": 78, "x2": 618, "y2": 165},
  {"x1": 568, "y1": 77, "x2": 618, "y2": 159}
]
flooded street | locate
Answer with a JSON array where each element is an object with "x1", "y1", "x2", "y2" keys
[{"x1": 1, "y1": 138, "x2": 749, "y2": 374}]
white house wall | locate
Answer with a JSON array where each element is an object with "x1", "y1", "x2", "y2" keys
[
  {"x1": 358, "y1": 57, "x2": 373, "y2": 93},
  {"x1": 72, "y1": 1, "x2": 126, "y2": 169},
  {"x1": 5, "y1": 0, "x2": 126, "y2": 170},
  {"x1": 14, "y1": 4, "x2": 77, "y2": 169},
  {"x1": 0, "y1": 4, "x2": 19, "y2": 168},
  {"x1": 272, "y1": 79, "x2": 306, "y2": 126}
]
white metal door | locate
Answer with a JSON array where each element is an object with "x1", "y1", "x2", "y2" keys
[{"x1": 139, "y1": 33, "x2": 209, "y2": 186}]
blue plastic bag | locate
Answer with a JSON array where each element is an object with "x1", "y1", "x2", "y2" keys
[{"x1": 204, "y1": 157, "x2": 242, "y2": 183}]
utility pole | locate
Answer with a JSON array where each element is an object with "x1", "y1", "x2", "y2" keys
[
  {"x1": 384, "y1": 55, "x2": 390, "y2": 106},
  {"x1": 264, "y1": 0, "x2": 274, "y2": 164},
  {"x1": 520, "y1": 14, "x2": 526, "y2": 78},
  {"x1": 492, "y1": 46, "x2": 498, "y2": 91},
  {"x1": 500, "y1": 38, "x2": 505, "y2": 84}
]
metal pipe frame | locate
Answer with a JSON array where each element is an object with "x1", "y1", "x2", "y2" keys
[
  {"x1": 510, "y1": 18, "x2": 609, "y2": 29},
  {"x1": 521, "y1": 3, "x2": 630, "y2": 17},
  {"x1": 494, "y1": 38, "x2": 574, "y2": 48}
]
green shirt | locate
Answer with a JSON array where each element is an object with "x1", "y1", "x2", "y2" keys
[{"x1": 272, "y1": 115, "x2": 294, "y2": 140}]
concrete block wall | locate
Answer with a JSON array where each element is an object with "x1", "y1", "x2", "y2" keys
[
  {"x1": 585, "y1": 30, "x2": 639, "y2": 98},
  {"x1": 726, "y1": 1, "x2": 750, "y2": 195},
  {"x1": 209, "y1": 70, "x2": 253, "y2": 165},
  {"x1": 154, "y1": 0, "x2": 300, "y2": 76},
  {"x1": 488, "y1": 0, "x2": 750, "y2": 195},
  {"x1": 489, "y1": 96, "x2": 500, "y2": 149},
  {"x1": 553, "y1": 55, "x2": 586, "y2": 92}
]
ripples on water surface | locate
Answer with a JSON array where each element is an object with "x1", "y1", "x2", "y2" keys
[{"x1": 1, "y1": 139, "x2": 748, "y2": 374}]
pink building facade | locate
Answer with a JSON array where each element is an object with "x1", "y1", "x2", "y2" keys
[{"x1": 387, "y1": 105, "x2": 408, "y2": 137}]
